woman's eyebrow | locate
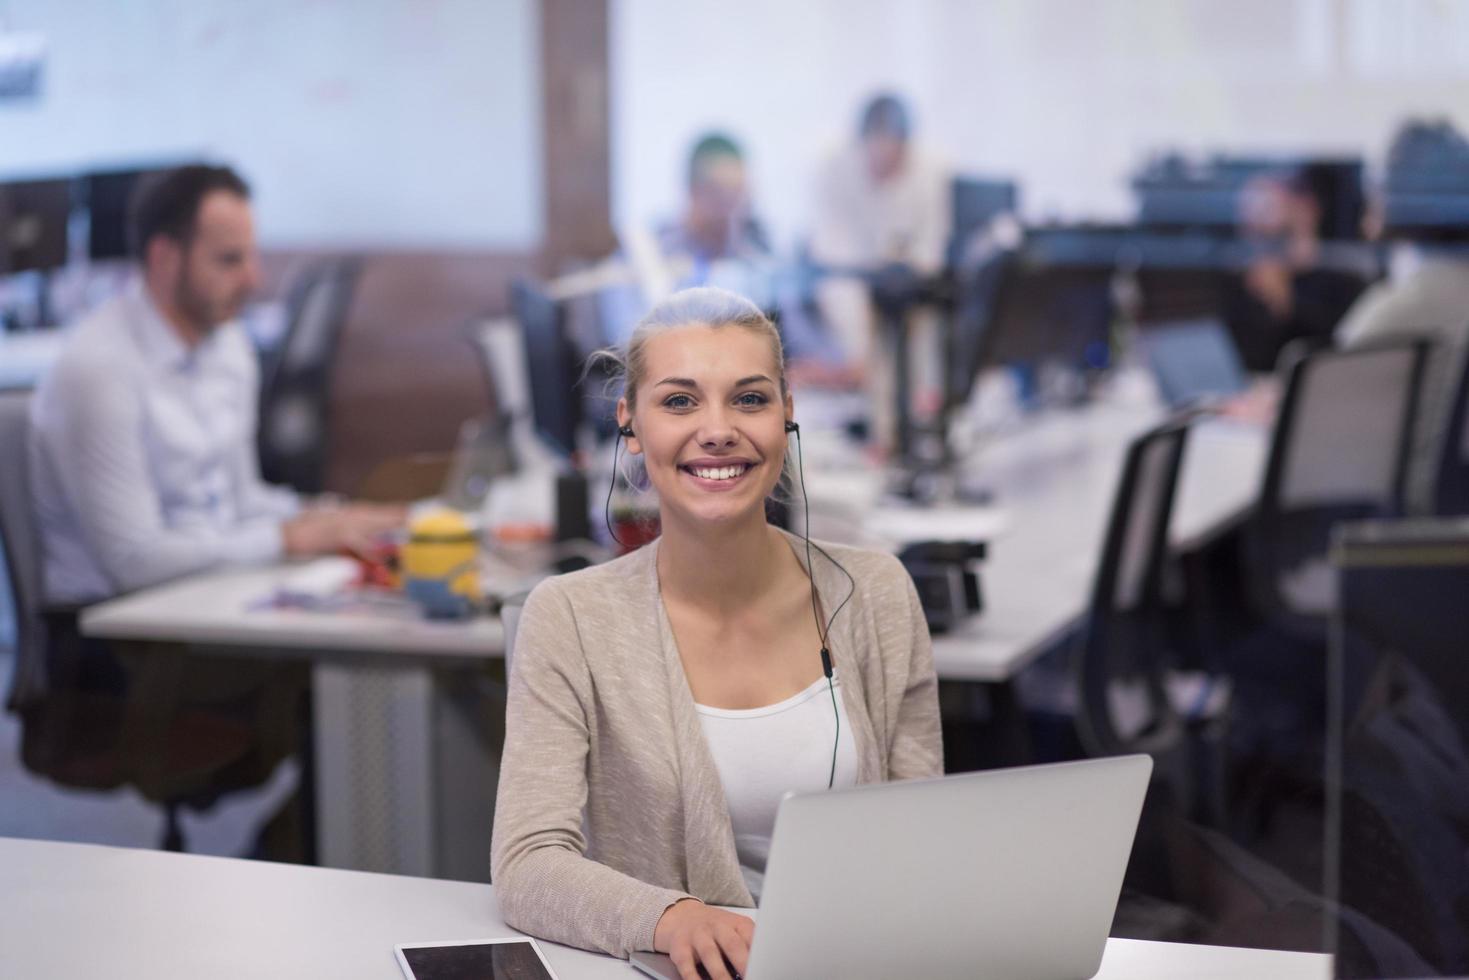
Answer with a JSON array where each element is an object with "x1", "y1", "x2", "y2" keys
[{"x1": 653, "y1": 374, "x2": 775, "y2": 389}]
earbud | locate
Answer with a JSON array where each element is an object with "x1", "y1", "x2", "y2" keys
[
  {"x1": 618, "y1": 424, "x2": 635, "y2": 438},
  {"x1": 785, "y1": 420, "x2": 799, "y2": 433}
]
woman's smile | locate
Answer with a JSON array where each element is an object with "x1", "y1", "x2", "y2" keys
[{"x1": 679, "y1": 456, "x2": 757, "y2": 491}]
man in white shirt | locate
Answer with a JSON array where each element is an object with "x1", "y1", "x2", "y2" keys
[
  {"x1": 29, "y1": 165, "x2": 401, "y2": 605},
  {"x1": 809, "y1": 93, "x2": 952, "y2": 449},
  {"x1": 1334, "y1": 120, "x2": 1469, "y2": 514}
]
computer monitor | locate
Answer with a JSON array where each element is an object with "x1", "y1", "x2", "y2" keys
[
  {"x1": 1132, "y1": 155, "x2": 1365, "y2": 241},
  {"x1": 0, "y1": 177, "x2": 72, "y2": 274},
  {"x1": 83, "y1": 168, "x2": 154, "y2": 260},
  {"x1": 948, "y1": 249, "x2": 1114, "y2": 411},
  {"x1": 511, "y1": 278, "x2": 583, "y2": 459},
  {"x1": 949, "y1": 177, "x2": 1018, "y2": 267}
]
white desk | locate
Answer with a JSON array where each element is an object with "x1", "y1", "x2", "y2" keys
[
  {"x1": 81, "y1": 558, "x2": 505, "y2": 660},
  {"x1": 0, "y1": 837, "x2": 1333, "y2": 979},
  {"x1": 82, "y1": 560, "x2": 510, "y2": 881},
  {"x1": 807, "y1": 402, "x2": 1268, "y2": 682},
  {"x1": 0, "y1": 327, "x2": 66, "y2": 390}
]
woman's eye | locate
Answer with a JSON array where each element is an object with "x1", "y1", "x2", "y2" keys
[
  {"x1": 663, "y1": 394, "x2": 695, "y2": 409},
  {"x1": 736, "y1": 392, "x2": 769, "y2": 407}
]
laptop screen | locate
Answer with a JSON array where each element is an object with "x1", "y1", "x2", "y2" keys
[{"x1": 1141, "y1": 318, "x2": 1250, "y2": 409}]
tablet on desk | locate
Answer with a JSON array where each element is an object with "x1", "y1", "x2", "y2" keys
[{"x1": 396, "y1": 938, "x2": 561, "y2": 980}]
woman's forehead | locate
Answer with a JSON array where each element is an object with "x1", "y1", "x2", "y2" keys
[{"x1": 639, "y1": 324, "x2": 779, "y2": 381}]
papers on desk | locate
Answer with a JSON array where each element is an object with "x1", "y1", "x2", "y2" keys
[
  {"x1": 279, "y1": 556, "x2": 360, "y2": 596},
  {"x1": 251, "y1": 557, "x2": 365, "y2": 611},
  {"x1": 864, "y1": 504, "x2": 1011, "y2": 546}
]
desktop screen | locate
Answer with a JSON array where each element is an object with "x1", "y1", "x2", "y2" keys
[
  {"x1": 84, "y1": 168, "x2": 151, "y2": 260},
  {"x1": 512, "y1": 278, "x2": 583, "y2": 458},
  {"x1": 949, "y1": 254, "x2": 1114, "y2": 409},
  {"x1": 0, "y1": 177, "x2": 72, "y2": 274}
]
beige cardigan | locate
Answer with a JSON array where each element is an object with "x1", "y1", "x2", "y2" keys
[{"x1": 490, "y1": 529, "x2": 943, "y2": 958}]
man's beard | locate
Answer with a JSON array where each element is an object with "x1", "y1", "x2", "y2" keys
[{"x1": 174, "y1": 275, "x2": 242, "y2": 336}]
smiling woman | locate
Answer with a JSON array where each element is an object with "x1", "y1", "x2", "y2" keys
[
  {"x1": 491, "y1": 287, "x2": 943, "y2": 980},
  {"x1": 614, "y1": 292, "x2": 792, "y2": 530}
]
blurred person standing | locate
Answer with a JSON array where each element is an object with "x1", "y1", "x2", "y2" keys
[
  {"x1": 29, "y1": 164, "x2": 403, "y2": 606},
  {"x1": 1336, "y1": 119, "x2": 1469, "y2": 513},
  {"x1": 1222, "y1": 167, "x2": 1367, "y2": 372},
  {"x1": 808, "y1": 93, "x2": 951, "y2": 448},
  {"x1": 601, "y1": 133, "x2": 777, "y2": 349}
]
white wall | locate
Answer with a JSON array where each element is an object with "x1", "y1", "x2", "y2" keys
[
  {"x1": 0, "y1": 0, "x2": 542, "y2": 249},
  {"x1": 611, "y1": 0, "x2": 1469, "y2": 250}
]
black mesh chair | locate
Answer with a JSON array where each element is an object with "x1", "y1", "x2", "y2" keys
[
  {"x1": 1074, "y1": 416, "x2": 1229, "y2": 823},
  {"x1": 1, "y1": 391, "x2": 49, "y2": 713},
  {"x1": 1245, "y1": 339, "x2": 1431, "y2": 638},
  {"x1": 1228, "y1": 340, "x2": 1430, "y2": 827},
  {"x1": 1434, "y1": 339, "x2": 1469, "y2": 515},
  {"x1": 258, "y1": 257, "x2": 363, "y2": 493}
]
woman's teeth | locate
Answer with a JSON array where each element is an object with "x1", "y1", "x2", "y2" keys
[{"x1": 690, "y1": 464, "x2": 747, "y2": 481}]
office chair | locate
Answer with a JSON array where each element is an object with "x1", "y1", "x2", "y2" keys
[
  {"x1": 1244, "y1": 338, "x2": 1430, "y2": 637},
  {"x1": 1433, "y1": 340, "x2": 1469, "y2": 515},
  {"x1": 1226, "y1": 340, "x2": 1429, "y2": 834},
  {"x1": 258, "y1": 257, "x2": 363, "y2": 493},
  {"x1": 2, "y1": 391, "x2": 302, "y2": 853},
  {"x1": 1073, "y1": 416, "x2": 1229, "y2": 824},
  {"x1": 0, "y1": 391, "x2": 49, "y2": 712}
]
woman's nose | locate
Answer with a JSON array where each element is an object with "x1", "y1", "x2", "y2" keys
[{"x1": 696, "y1": 408, "x2": 738, "y2": 448}]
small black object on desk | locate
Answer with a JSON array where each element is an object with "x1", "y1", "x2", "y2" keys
[
  {"x1": 554, "y1": 472, "x2": 593, "y2": 573},
  {"x1": 898, "y1": 540, "x2": 987, "y2": 634}
]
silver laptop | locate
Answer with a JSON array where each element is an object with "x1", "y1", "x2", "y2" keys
[
  {"x1": 631, "y1": 754, "x2": 1152, "y2": 980},
  {"x1": 1140, "y1": 318, "x2": 1250, "y2": 409}
]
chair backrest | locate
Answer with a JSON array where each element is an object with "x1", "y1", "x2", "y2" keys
[
  {"x1": 1249, "y1": 338, "x2": 1430, "y2": 620},
  {"x1": 0, "y1": 390, "x2": 47, "y2": 710},
  {"x1": 1075, "y1": 417, "x2": 1191, "y2": 757},
  {"x1": 1435, "y1": 338, "x2": 1469, "y2": 515},
  {"x1": 258, "y1": 257, "x2": 363, "y2": 493}
]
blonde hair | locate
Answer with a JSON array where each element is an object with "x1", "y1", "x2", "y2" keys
[{"x1": 592, "y1": 286, "x2": 787, "y2": 411}]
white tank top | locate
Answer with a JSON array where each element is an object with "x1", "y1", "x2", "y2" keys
[{"x1": 695, "y1": 672, "x2": 859, "y2": 899}]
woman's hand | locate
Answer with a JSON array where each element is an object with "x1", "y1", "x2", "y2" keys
[{"x1": 653, "y1": 899, "x2": 755, "y2": 980}]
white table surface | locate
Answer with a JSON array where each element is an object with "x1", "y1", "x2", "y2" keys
[
  {"x1": 0, "y1": 837, "x2": 1332, "y2": 980},
  {"x1": 0, "y1": 327, "x2": 67, "y2": 390},
  {"x1": 81, "y1": 558, "x2": 506, "y2": 661},
  {"x1": 809, "y1": 403, "x2": 1268, "y2": 681}
]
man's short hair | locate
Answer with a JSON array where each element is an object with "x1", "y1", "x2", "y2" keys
[
  {"x1": 687, "y1": 132, "x2": 744, "y2": 188},
  {"x1": 130, "y1": 164, "x2": 251, "y2": 257},
  {"x1": 859, "y1": 93, "x2": 911, "y2": 142},
  {"x1": 1381, "y1": 119, "x2": 1469, "y2": 242}
]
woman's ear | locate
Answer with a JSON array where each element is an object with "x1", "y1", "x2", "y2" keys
[{"x1": 616, "y1": 397, "x2": 641, "y2": 454}]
